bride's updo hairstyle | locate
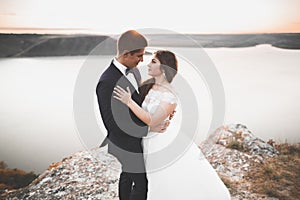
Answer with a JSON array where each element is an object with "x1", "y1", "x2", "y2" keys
[
  {"x1": 155, "y1": 50, "x2": 178, "y2": 83},
  {"x1": 140, "y1": 50, "x2": 178, "y2": 101}
]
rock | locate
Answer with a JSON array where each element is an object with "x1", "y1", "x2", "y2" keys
[
  {"x1": 1, "y1": 147, "x2": 121, "y2": 200},
  {"x1": 202, "y1": 123, "x2": 279, "y2": 157},
  {"x1": 199, "y1": 123, "x2": 280, "y2": 200},
  {"x1": 2, "y1": 123, "x2": 281, "y2": 200}
]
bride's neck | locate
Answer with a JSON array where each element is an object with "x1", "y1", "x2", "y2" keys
[
  {"x1": 154, "y1": 74, "x2": 168, "y2": 85},
  {"x1": 153, "y1": 75, "x2": 169, "y2": 90}
]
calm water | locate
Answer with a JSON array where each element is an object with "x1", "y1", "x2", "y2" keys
[{"x1": 1, "y1": 45, "x2": 300, "y2": 173}]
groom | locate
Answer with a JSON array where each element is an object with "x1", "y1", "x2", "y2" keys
[{"x1": 96, "y1": 30, "x2": 165, "y2": 200}]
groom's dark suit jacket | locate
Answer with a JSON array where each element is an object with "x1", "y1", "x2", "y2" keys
[{"x1": 96, "y1": 61, "x2": 148, "y2": 172}]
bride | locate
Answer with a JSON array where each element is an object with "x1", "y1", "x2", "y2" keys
[{"x1": 113, "y1": 50, "x2": 231, "y2": 199}]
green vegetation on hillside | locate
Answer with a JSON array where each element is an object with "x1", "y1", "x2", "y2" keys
[{"x1": 248, "y1": 143, "x2": 300, "y2": 199}]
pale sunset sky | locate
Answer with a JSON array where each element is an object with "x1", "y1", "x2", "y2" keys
[{"x1": 0, "y1": 0, "x2": 300, "y2": 34}]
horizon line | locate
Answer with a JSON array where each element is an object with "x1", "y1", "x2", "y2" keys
[{"x1": 1, "y1": 27, "x2": 300, "y2": 35}]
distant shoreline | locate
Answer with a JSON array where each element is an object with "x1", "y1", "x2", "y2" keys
[{"x1": 0, "y1": 33, "x2": 300, "y2": 58}]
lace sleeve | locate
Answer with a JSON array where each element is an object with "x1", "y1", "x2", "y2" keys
[{"x1": 161, "y1": 92, "x2": 177, "y2": 104}]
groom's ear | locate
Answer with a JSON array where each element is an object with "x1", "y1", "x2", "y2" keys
[{"x1": 122, "y1": 50, "x2": 130, "y2": 57}]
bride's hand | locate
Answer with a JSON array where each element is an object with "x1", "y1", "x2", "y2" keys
[{"x1": 113, "y1": 86, "x2": 132, "y2": 105}]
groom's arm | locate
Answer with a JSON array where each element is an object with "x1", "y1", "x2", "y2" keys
[{"x1": 96, "y1": 80, "x2": 115, "y2": 131}]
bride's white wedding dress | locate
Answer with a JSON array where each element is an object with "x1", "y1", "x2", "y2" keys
[{"x1": 142, "y1": 89, "x2": 231, "y2": 200}]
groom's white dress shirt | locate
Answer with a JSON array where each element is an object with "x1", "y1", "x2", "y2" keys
[{"x1": 113, "y1": 58, "x2": 139, "y2": 93}]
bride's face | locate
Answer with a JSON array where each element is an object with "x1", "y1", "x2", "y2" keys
[{"x1": 147, "y1": 56, "x2": 163, "y2": 77}]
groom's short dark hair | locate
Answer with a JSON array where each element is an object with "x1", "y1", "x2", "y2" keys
[{"x1": 117, "y1": 30, "x2": 148, "y2": 55}]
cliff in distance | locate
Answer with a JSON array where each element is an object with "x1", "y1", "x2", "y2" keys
[{"x1": 1, "y1": 33, "x2": 300, "y2": 58}]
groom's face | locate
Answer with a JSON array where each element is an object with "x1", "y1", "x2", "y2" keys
[{"x1": 123, "y1": 48, "x2": 145, "y2": 69}]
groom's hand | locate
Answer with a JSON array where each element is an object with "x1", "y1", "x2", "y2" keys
[
  {"x1": 150, "y1": 120, "x2": 170, "y2": 133},
  {"x1": 159, "y1": 120, "x2": 171, "y2": 133},
  {"x1": 169, "y1": 110, "x2": 176, "y2": 120},
  {"x1": 149, "y1": 110, "x2": 175, "y2": 133}
]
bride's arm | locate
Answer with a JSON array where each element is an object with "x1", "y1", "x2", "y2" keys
[
  {"x1": 113, "y1": 86, "x2": 176, "y2": 127},
  {"x1": 128, "y1": 100, "x2": 176, "y2": 127}
]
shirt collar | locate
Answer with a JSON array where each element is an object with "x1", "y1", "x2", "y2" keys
[{"x1": 113, "y1": 58, "x2": 128, "y2": 76}]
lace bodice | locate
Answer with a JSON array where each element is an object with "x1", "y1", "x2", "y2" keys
[{"x1": 142, "y1": 89, "x2": 177, "y2": 115}]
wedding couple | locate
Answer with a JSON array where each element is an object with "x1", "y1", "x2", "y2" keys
[{"x1": 96, "y1": 30, "x2": 230, "y2": 200}]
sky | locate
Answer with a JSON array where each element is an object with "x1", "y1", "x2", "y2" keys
[{"x1": 0, "y1": 0, "x2": 300, "y2": 34}]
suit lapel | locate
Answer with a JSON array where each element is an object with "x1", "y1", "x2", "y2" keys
[
  {"x1": 131, "y1": 67, "x2": 142, "y2": 87},
  {"x1": 109, "y1": 63, "x2": 142, "y2": 105}
]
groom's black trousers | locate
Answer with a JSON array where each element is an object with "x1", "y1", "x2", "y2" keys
[
  {"x1": 116, "y1": 151, "x2": 148, "y2": 200},
  {"x1": 106, "y1": 140, "x2": 148, "y2": 200},
  {"x1": 119, "y1": 171, "x2": 148, "y2": 200}
]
